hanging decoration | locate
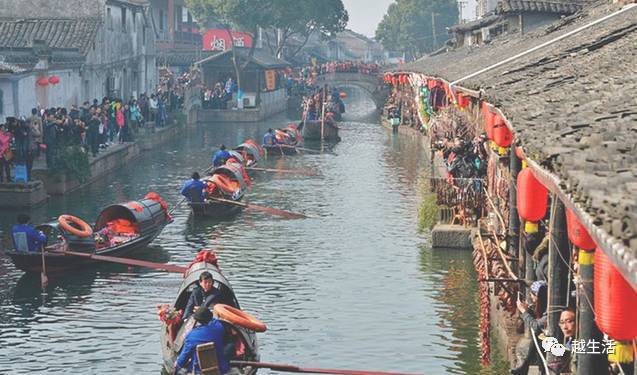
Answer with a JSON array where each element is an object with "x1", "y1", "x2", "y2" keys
[{"x1": 516, "y1": 168, "x2": 548, "y2": 233}]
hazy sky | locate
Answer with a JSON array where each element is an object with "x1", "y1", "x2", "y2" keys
[
  {"x1": 342, "y1": 0, "x2": 477, "y2": 38},
  {"x1": 342, "y1": 0, "x2": 394, "y2": 38}
]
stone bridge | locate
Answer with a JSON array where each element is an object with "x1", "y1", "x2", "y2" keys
[{"x1": 316, "y1": 72, "x2": 386, "y2": 108}]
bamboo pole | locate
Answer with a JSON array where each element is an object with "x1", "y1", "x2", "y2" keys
[
  {"x1": 546, "y1": 198, "x2": 571, "y2": 369},
  {"x1": 509, "y1": 149, "x2": 522, "y2": 279},
  {"x1": 577, "y1": 248, "x2": 606, "y2": 374}
]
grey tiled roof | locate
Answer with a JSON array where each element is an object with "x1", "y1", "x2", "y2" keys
[
  {"x1": 498, "y1": 0, "x2": 589, "y2": 14},
  {"x1": 400, "y1": 1, "x2": 637, "y2": 263},
  {"x1": 0, "y1": 18, "x2": 101, "y2": 55},
  {"x1": 196, "y1": 48, "x2": 291, "y2": 69}
]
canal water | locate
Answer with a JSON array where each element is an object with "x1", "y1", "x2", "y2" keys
[{"x1": 0, "y1": 88, "x2": 507, "y2": 374}]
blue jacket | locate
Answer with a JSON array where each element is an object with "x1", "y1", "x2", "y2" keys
[
  {"x1": 11, "y1": 224, "x2": 47, "y2": 252},
  {"x1": 180, "y1": 179, "x2": 206, "y2": 201},
  {"x1": 212, "y1": 150, "x2": 231, "y2": 167},
  {"x1": 263, "y1": 132, "x2": 276, "y2": 146},
  {"x1": 175, "y1": 319, "x2": 230, "y2": 374}
]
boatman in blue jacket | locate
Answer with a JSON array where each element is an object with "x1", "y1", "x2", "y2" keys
[
  {"x1": 180, "y1": 172, "x2": 206, "y2": 202},
  {"x1": 174, "y1": 306, "x2": 230, "y2": 375},
  {"x1": 212, "y1": 145, "x2": 231, "y2": 167},
  {"x1": 11, "y1": 214, "x2": 47, "y2": 252},
  {"x1": 262, "y1": 128, "x2": 276, "y2": 146}
]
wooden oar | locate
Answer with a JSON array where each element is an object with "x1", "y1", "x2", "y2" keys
[
  {"x1": 246, "y1": 167, "x2": 317, "y2": 176},
  {"x1": 40, "y1": 248, "x2": 48, "y2": 290},
  {"x1": 63, "y1": 250, "x2": 187, "y2": 273},
  {"x1": 208, "y1": 197, "x2": 307, "y2": 219},
  {"x1": 230, "y1": 361, "x2": 422, "y2": 375}
]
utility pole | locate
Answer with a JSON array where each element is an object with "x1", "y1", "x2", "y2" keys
[
  {"x1": 431, "y1": 12, "x2": 437, "y2": 49},
  {"x1": 458, "y1": 1, "x2": 467, "y2": 23}
]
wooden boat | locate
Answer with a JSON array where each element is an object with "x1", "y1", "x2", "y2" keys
[
  {"x1": 300, "y1": 118, "x2": 340, "y2": 141},
  {"x1": 160, "y1": 254, "x2": 260, "y2": 375},
  {"x1": 263, "y1": 125, "x2": 304, "y2": 156},
  {"x1": 5, "y1": 193, "x2": 172, "y2": 274},
  {"x1": 233, "y1": 140, "x2": 263, "y2": 178},
  {"x1": 189, "y1": 164, "x2": 248, "y2": 218}
]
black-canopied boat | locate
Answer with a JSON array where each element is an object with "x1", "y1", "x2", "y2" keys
[
  {"x1": 300, "y1": 118, "x2": 340, "y2": 141},
  {"x1": 188, "y1": 164, "x2": 249, "y2": 218},
  {"x1": 5, "y1": 193, "x2": 172, "y2": 274},
  {"x1": 262, "y1": 124, "x2": 304, "y2": 156},
  {"x1": 160, "y1": 252, "x2": 261, "y2": 375}
]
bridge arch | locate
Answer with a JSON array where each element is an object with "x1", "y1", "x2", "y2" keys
[{"x1": 316, "y1": 72, "x2": 385, "y2": 109}]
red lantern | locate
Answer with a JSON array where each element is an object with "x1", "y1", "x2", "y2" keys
[
  {"x1": 48, "y1": 75, "x2": 60, "y2": 85},
  {"x1": 485, "y1": 111, "x2": 495, "y2": 140},
  {"x1": 517, "y1": 168, "x2": 548, "y2": 223},
  {"x1": 457, "y1": 93, "x2": 470, "y2": 109},
  {"x1": 427, "y1": 79, "x2": 437, "y2": 90},
  {"x1": 37, "y1": 77, "x2": 49, "y2": 86},
  {"x1": 565, "y1": 208, "x2": 596, "y2": 250},
  {"x1": 493, "y1": 121, "x2": 512, "y2": 148},
  {"x1": 392, "y1": 76, "x2": 398, "y2": 86},
  {"x1": 594, "y1": 249, "x2": 637, "y2": 341}
]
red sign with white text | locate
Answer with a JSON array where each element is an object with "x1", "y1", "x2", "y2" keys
[{"x1": 202, "y1": 29, "x2": 253, "y2": 51}]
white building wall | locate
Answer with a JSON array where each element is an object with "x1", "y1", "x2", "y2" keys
[{"x1": 83, "y1": 2, "x2": 156, "y2": 101}]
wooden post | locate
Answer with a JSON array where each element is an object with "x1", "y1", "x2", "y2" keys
[
  {"x1": 510, "y1": 150, "x2": 521, "y2": 278},
  {"x1": 320, "y1": 84, "x2": 327, "y2": 142},
  {"x1": 196, "y1": 342, "x2": 221, "y2": 375},
  {"x1": 577, "y1": 249, "x2": 606, "y2": 374},
  {"x1": 546, "y1": 198, "x2": 571, "y2": 370}
]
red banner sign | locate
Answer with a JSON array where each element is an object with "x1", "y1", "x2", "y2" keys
[{"x1": 202, "y1": 29, "x2": 253, "y2": 51}]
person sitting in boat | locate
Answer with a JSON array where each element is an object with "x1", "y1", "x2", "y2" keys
[
  {"x1": 184, "y1": 271, "x2": 232, "y2": 320},
  {"x1": 212, "y1": 145, "x2": 231, "y2": 167},
  {"x1": 174, "y1": 306, "x2": 231, "y2": 375},
  {"x1": 180, "y1": 172, "x2": 206, "y2": 202},
  {"x1": 11, "y1": 214, "x2": 47, "y2": 252},
  {"x1": 262, "y1": 128, "x2": 277, "y2": 146}
]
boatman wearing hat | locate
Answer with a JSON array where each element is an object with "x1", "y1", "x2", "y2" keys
[{"x1": 174, "y1": 306, "x2": 230, "y2": 375}]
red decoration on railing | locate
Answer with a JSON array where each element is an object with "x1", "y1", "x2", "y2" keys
[
  {"x1": 37, "y1": 77, "x2": 49, "y2": 86},
  {"x1": 594, "y1": 249, "x2": 637, "y2": 341},
  {"x1": 517, "y1": 168, "x2": 548, "y2": 223},
  {"x1": 493, "y1": 120, "x2": 512, "y2": 148},
  {"x1": 48, "y1": 75, "x2": 60, "y2": 85},
  {"x1": 565, "y1": 208, "x2": 596, "y2": 251}
]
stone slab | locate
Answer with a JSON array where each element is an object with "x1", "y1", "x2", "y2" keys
[{"x1": 431, "y1": 224, "x2": 474, "y2": 249}]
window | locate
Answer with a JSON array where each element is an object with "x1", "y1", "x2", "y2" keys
[
  {"x1": 182, "y1": 7, "x2": 189, "y2": 23},
  {"x1": 121, "y1": 7, "x2": 126, "y2": 31},
  {"x1": 107, "y1": 7, "x2": 112, "y2": 30},
  {"x1": 132, "y1": 10, "x2": 136, "y2": 28},
  {"x1": 0, "y1": 89, "x2": 3, "y2": 115},
  {"x1": 159, "y1": 9, "x2": 164, "y2": 31}
]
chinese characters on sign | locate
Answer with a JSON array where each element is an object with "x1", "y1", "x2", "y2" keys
[{"x1": 202, "y1": 30, "x2": 253, "y2": 52}]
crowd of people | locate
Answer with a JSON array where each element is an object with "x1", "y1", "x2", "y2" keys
[
  {"x1": 201, "y1": 77, "x2": 235, "y2": 109},
  {"x1": 0, "y1": 87, "x2": 183, "y2": 183},
  {"x1": 301, "y1": 86, "x2": 345, "y2": 122}
]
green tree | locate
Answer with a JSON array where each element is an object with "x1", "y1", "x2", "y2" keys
[
  {"x1": 375, "y1": 0, "x2": 458, "y2": 60},
  {"x1": 264, "y1": 0, "x2": 349, "y2": 59}
]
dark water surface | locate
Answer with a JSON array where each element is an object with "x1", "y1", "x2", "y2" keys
[{"x1": 0, "y1": 89, "x2": 506, "y2": 374}]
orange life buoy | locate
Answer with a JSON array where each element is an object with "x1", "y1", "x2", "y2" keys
[
  {"x1": 58, "y1": 214, "x2": 93, "y2": 238},
  {"x1": 213, "y1": 304, "x2": 267, "y2": 332}
]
